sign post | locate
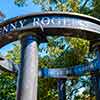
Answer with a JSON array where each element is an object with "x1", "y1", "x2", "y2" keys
[
  {"x1": 57, "y1": 79, "x2": 66, "y2": 100},
  {"x1": 17, "y1": 35, "x2": 38, "y2": 100},
  {"x1": 90, "y1": 41, "x2": 100, "y2": 100},
  {"x1": 94, "y1": 46, "x2": 100, "y2": 100}
]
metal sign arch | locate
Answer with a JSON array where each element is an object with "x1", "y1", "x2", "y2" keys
[{"x1": 0, "y1": 12, "x2": 100, "y2": 48}]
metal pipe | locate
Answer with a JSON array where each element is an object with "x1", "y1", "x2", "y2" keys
[
  {"x1": 16, "y1": 35, "x2": 38, "y2": 100},
  {"x1": 92, "y1": 46, "x2": 100, "y2": 100}
]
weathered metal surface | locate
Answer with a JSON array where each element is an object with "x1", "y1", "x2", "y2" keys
[
  {"x1": 39, "y1": 60, "x2": 99, "y2": 78},
  {"x1": 0, "y1": 12, "x2": 100, "y2": 48},
  {"x1": 0, "y1": 57, "x2": 18, "y2": 73},
  {"x1": 0, "y1": 57, "x2": 100, "y2": 78},
  {"x1": 17, "y1": 36, "x2": 38, "y2": 100}
]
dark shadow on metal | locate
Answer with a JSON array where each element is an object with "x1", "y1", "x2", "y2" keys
[
  {"x1": 90, "y1": 41, "x2": 100, "y2": 100},
  {"x1": 57, "y1": 79, "x2": 66, "y2": 100}
]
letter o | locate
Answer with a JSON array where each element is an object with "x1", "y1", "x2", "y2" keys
[{"x1": 41, "y1": 17, "x2": 50, "y2": 26}]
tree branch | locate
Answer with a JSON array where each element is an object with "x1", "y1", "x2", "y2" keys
[{"x1": 80, "y1": 0, "x2": 89, "y2": 12}]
